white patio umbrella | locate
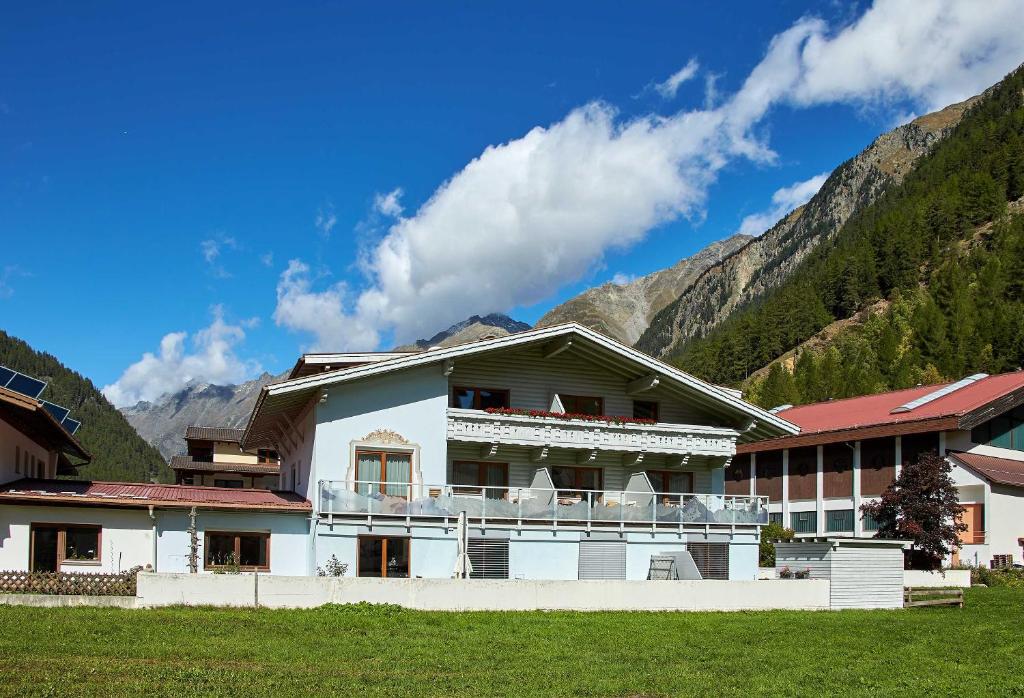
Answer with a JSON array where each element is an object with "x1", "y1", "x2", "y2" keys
[{"x1": 453, "y1": 510, "x2": 473, "y2": 579}]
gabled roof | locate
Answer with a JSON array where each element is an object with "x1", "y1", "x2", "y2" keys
[
  {"x1": 288, "y1": 352, "x2": 417, "y2": 379},
  {"x1": 184, "y1": 425, "x2": 245, "y2": 443},
  {"x1": 948, "y1": 452, "x2": 1024, "y2": 488},
  {"x1": 0, "y1": 386, "x2": 90, "y2": 464},
  {"x1": 739, "y1": 372, "x2": 1024, "y2": 453},
  {"x1": 242, "y1": 323, "x2": 798, "y2": 450},
  {"x1": 0, "y1": 478, "x2": 310, "y2": 512},
  {"x1": 169, "y1": 455, "x2": 280, "y2": 475}
]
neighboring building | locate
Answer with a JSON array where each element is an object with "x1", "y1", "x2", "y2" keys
[
  {"x1": 0, "y1": 366, "x2": 309, "y2": 575},
  {"x1": 170, "y1": 426, "x2": 280, "y2": 489},
  {"x1": 733, "y1": 373, "x2": 1024, "y2": 567},
  {"x1": 240, "y1": 323, "x2": 797, "y2": 580}
]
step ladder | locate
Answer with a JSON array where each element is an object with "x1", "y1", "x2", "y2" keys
[{"x1": 647, "y1": 555, "x2": 679, "y2": 580}]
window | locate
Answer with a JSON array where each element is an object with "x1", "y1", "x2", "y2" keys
[
  {"x1": 862, "y1": 512, "x2": 880, "y2": 532},
  {"x1": 30, "y1": 524, "x2": 100, "y2": 571},
  {"x1": 214, "y1": 479, "x2": 244, "y2": 488},
  {"x1": 791, "y1": 511, "x2": 817, "y2": 534},
  {"x1": 468, "y1": 538, "x2": 509, "y2": 579},
  {"x1": 550, "y1": 466, "x2": 602, "y2": 497},
  {"x1": 646, "y1": 470, "x2": 694, "y2": 505},
  {"x1": 451, "y1": 386, "x2": 510, "y2": 410},
  {"x1": 452, "y1": 461, "x2": 508, "y2": 497},
  {"x1": 769, "y1": 512, "x2": 783, "y2": 526},
  {"x1": 257, "y1": 449, "x2": 279, "y2": 464},
  {"x1": 560, "y1": 395, "x2": 603, "y2": 416},
  {"x1": 972, "y1": 407, "x2": 1024, "y2": 451},
  {"x1": 204, "y1": 531, "x2": 270, "y2": 570},
  {"x1": 687, "y1": 542, "x2": 729, "y2": 580},
  {"x1": 179, "y1": 474, "x2": 195, "y2": 485},
  {"x1": 190, "y1": 447, "x2": 214, "y2": 463},
  {"x1": 826, "y1": 509, "x2": 854, "y2": 532},
  {"x1": 357, "y1": 536, "x2": 410, "y2": 577},
  {"x1": 632, "y1": 400, "x2": 659, "y2": 421},
  {"x1": 355, "y1": 450, "x2": 413, "y2": 497}
]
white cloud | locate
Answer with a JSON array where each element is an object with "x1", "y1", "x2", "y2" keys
[
  {"x1": 102, "y1": 306, "x2": 261, "y2": 407},
  {"x1": 275, "y1": 0, "x2": 1024, "y2": 350},
  {"x1": 654, "y1": 58, "x2": 700, "y2": 99},
  {"x1": 199, "y1": 236, "x2": 237, "y2": 277},
  {"x1": 611, "y1": 273, "x2": 637, "y2": 286},
  {"x1": 737, "y1": 172, "x2": 830, "y2": 237},
  {"x1": 315, "y1": 205, "x2": 337, "y2": 238},
  {"x1": 0, "y1": 266, "x2": 29, "y2": 299},
  {"x1": 260, "y1": 252, "x2": 274, "y2": 267},
  {"x1": 373, "y1": 188, "x2": 404, "y2": 218}
]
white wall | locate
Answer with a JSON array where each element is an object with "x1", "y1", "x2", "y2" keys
[
  {"x1": 904, "y1": 569, "x2": 971, "y2": 588},
  {"x1": 155, "y1": 509, "x2": 309, "y2": 575},
  {"x1": 136, "y1": 573, "x2": 832, "y2": 611},
  {"x1": 989, "y1": 485, "x2": 1024, "y2": 564},
  {"x1": 0, "y1": 416, "x2": 54, "y2": 484},
  {"x1": 0, "y1": 505, "x2": 154, "y2": 573},
  {"x1": 313, "y1": 365, "x2": 449, "y2": 488}
]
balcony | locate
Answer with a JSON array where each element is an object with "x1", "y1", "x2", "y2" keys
[
  {"x1": 446, "y1": 408, "x2": 737, "y2": 461},
  {"x1": 318, "y1": 479, "x2": 768, "y2": 529}
]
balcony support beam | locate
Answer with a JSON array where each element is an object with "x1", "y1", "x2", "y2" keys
[
  {"x1": 480, "y1": 443, "x2": 500, "y2": 460},
  {"x1": 530, "y1": 446, "x2": 549, "y2": 462},
  {"x1": 622, "y1": 451, "x2": 646, "y2": 467},
  {"x1": 626, "y1": 374, "x2": 660, "y2": 395},
  {"x1": 576, "y1": 449, "x2": 599, "y2": 465}
]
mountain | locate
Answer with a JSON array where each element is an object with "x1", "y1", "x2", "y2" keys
[
  {"x1": 635, "y1": 95, "x2": 980, "y2": 360},
  {"x1": 535, "y1": 234, "x2": 751, "y2": 345},
  {"x1": 122, "y1": 371, "x2": 284, "y2": 460},
  {"x1": 0, "y1": 330, "x2": 169, "y2": 482},
  {"x1": 393, "y1": 314, "x2": 531, "y2": 351},
  {"x1": 672, "y1": 65, "x2": 1024, "y2": 408}
]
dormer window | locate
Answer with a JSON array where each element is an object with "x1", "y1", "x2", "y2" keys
[{"x1": 451, "y1": 387, "x2": 510, "y2": 410}]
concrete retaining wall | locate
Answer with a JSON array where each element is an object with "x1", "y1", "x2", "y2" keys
[
  {"x1": 135, "y1": 573, "x2": 830, "y2": 611},
  {"x1": 0, "y1": 594, "x2": 137, "y2": 608},
  {"x1": 903, "y1": 569, "x2": 971, "y2": 588}
]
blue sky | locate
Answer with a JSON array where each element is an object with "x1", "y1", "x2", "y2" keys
[{"x1": 2, "y1": 1, "x2": 1023, "y2": 406}]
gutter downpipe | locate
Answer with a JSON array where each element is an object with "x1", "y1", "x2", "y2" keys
[{"x1": 148, "y1": 505, "x2": 158, "y2": 572}]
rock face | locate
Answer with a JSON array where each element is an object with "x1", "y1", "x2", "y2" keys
[
  {"x1": 535, "y1": 235, "x2": 752, "y2": 345},
  {"x1": 636, "y1": 96, "x2": 978, "y2": 359},
  {"x1": 393, "y1": 313, "x2": 532, "y2": 351},
  {"x1": 121, "y1": 372, "x2": 285, "y2": 460}
]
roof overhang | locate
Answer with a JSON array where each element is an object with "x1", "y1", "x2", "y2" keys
[
  {"x1": 0, "y1": 387, "x2": 90, "y2": 462},
  {"x1": 737, "y1": 415, "x2": 960, "y2": 453},
  {"x1": 243, "y1": 323, "x2": 798, "y2": 450}
]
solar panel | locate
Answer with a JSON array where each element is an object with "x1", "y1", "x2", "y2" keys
[
  {"x1": 0, "y1": 365, "x2": 15, "y2": 387},
  {"x1": 6, "y1": 372, "x2": 47, "y2": 399},
  {"x1": 42, "y1": 400, "x2": 71, "y2": 423},
  {"x1": 890, "y1": 373, "x2": 988, "y2": 414},
  {"x1": 63, "y1": 417, "x2": 81, "y2": 435}
]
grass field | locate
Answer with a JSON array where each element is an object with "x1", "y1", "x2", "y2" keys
[{"x1": 1, "y1": 587, "x2": 1022, "y2": 697}]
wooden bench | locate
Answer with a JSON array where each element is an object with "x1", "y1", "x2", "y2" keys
[{"x1": 903, "y1": 587, "x2": 964, "y2": 608}]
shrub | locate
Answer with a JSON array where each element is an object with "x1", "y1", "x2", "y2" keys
[
  {"x1": 317, "y1": 555, "x2": 349, "y2": 577},
  {"x1": 972, "y1": 566, "x2": 1024, "y2": 587},
  {"x1": 760, "y1": 521, "x2": 795, "y2": 567}
]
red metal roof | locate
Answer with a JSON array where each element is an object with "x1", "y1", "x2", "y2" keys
[
  {"x1": 949, "y1": 452, "x2": 1024, "y2": 488},
  {"x1": 0, "y1": 479, "x2": 310, "y2": 511},
  {"x1": 740, "y1": 372, "x2": 1024, "y2": 452}
]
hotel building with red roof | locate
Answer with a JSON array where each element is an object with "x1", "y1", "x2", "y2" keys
[{"x1": 732, "y1": 372, "x2": 1024, "y2": 567}]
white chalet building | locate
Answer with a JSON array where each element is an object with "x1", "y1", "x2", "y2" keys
[{"x1": 242, "y1": 323, "x2": 797, "y2": 580}]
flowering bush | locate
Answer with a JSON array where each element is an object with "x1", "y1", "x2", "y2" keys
[
  {"x1": 779, "y1": 566, "x2": 793, "y2": 579},
  {"x1": 483, "y1": 407, "x2": 656, "y2": 426}
]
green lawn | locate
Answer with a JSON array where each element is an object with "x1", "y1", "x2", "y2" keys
[{"x1": 1, "y1": 588, "x2": 1022, "y2": 697}]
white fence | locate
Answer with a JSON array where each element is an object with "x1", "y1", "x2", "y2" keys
[
  {"x1": 135, "y1": 573, "x2": 830, "y2": 611},
  {"x1": 903, "y1": 569, "x2": 971, "y2": 588}
]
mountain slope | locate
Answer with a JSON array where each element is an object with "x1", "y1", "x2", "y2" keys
[
  {"x1": 122, "y1": 372, "x2": 284, "y2": 460},
  {"x1": 675, "y1": 65, "x2": 1024, "y2": 405},
  {"x1": 636, "y1": 95, "x2": 980, "y2": 359},
  {"x1": 0, "y1": 330, "x2": 169, "y2": 482},
  {"x1": 535, "y1": 234, "x2": 751, "y2": 345},
  {"x1": 393, "y1": 314, "x2": 530, "y2": 351}
]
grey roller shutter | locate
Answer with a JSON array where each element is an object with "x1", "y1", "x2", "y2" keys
[
  {"x1": 468, "y1": 538, "x2": 509, "y2": 579},
  {"x1": 687, "y1": 542, "x2": 729, "y2": 580},
  {"x1": 578, "y1": 540, "x2": 627, "y2": 580}
]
